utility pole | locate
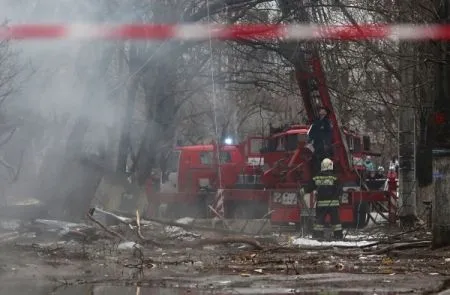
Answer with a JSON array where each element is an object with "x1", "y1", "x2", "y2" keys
[{"x1": 432, "y1": 0, "x2": 450, "y2": 248}]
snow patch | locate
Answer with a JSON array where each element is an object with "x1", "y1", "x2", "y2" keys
[
  {"x1": 118, "y1": 241, "x2": 141, "y2": 250},
  {"x1": 35, "y1": 219, "x2": 86, "y2": 229},
  {"x1": 163, "y1": 217, "x2": 201, "y2": 241},
  {"x1": 0, "y1": 219, "x2": 21, "y2": 231},
  {"x1": 5, "y1": 198, "x2": 41, "y2": 206},
  {"x1": 293, "y1": 237, "x2": 374, "y2": 247},
  {"x1": 175, "y1": 217, "x2": 195, "y2": 225}
]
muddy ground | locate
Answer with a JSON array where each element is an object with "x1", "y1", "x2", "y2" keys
[{"x1": 0, "y1": 214, "x2": 450, "y2": 295}]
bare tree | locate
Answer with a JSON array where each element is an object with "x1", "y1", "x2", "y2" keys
[
  {"x1": 118, "y1": 0, "x2": 281, "y2": 185},
  {"x1": 0, "y1": 31, "x2": 22, "y2": 159},
  {"x1": 0, "y1": 22, "x2": 27, "y2": 203}
]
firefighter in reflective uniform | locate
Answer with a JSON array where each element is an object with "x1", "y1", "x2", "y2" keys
[{"x1": 303, "y1": 158, "x2": 343, "y2": 240}]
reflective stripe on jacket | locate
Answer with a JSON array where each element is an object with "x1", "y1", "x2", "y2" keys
[
  {"x1": 312, "y1": 174, "x2": 341, "y2": 201},
  {"x1": 317, "y1": 200, "x2": 340, "y2": 207}
]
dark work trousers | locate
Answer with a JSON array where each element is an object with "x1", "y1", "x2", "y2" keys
[
  {"x1": 311, "y1": 147, "x2": 325, "y2": 177},
  {"x1": 311, "y1": 141, "x2": 333, "y2": 176},
  {"x1": 312, "y1": 200, "x2": 343, "y2": 239}
]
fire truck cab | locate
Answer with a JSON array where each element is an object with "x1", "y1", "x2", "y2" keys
[
  {"x1": 164, "y1": 145, "x2": 242, "y2": 192},
  {"x1": 150, "y1": 144, "x2": 244, "y2": 218}
]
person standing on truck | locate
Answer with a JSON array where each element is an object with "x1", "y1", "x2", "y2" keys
[
  {"x1": 301, "y1": 158, "x2": 343, "y2": 240},
  {"x1": 390, "y1": 156, "x2": 399, "y2": 174},
  {"x1": 363, "y1": 155, "x2": 375, "y2": 171},
  {"x1": 307, "y1": 107, "x2": 333, "y2": 176}
]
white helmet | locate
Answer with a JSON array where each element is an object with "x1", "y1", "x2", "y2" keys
[
  {"x1": 321, "y1": 158, "x2": 334, "y2": 172},
  {"x1": 378, "y1": 166, "x2": 385, "y2": 172}
]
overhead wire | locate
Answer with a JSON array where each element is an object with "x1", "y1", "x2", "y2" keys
[{"x1": 206, "y1": 0, "x2": 223, "y2": 188}]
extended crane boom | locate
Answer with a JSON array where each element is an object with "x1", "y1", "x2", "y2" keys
[{"x1": 295, "y1": 49, "x2": 353, "y2": 179}]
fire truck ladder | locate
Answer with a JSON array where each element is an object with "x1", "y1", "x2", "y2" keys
[{"x1": 296, "y1": 49, "x2": 353, "y2": 173}]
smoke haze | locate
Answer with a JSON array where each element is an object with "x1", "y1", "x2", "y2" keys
[{"x1": 0, "y1": 0, "x2": 138, "y2": 209}]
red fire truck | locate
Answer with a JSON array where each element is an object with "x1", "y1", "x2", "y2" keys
[{"x1": 145, "y1": 50, "x2": 398, "y2": 230}]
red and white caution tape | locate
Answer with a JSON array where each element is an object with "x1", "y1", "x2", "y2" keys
[{"x1": 1, "y1": 23, "x2": 450, "y2": 41}]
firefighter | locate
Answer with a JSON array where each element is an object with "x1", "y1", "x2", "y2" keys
[
  {"x1": 376, "y1": 166, "x2": 385, "y2": 178},
  {"x1": 366, "y1": 166, "x2": 386, "y2": 190},
  {"x1": 307, "y1": 107, "x2": 333, "y2": 176},
  {"x1": 302, "y1": 158, "x2": 343, "y2": 240}
]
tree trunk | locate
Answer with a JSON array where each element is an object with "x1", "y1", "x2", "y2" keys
[
  {"x1": 432, "y1": 156, "x2": 450, "y2": 247},
  {"x1": 431, "y1": 0, "x2": 450, "y2": 246},
  {"x1": 397, "y1": 40, "x2": 418, "y2": 226},
  {"x1": 398, "y1": 107, "x2": 417, "y2": 224},
  {"x1": 124, "y1": 3, "x2": 181, "y2": 185},
  {"x1": 116, "y1": 44, "x2": 141, "y2": 174},
  {"x1": 415, "y1": 39, "x2": 435, "y2": 219},
  {"x1": 134, "y1": 52, "x2": 178, "y2": 185},
  {"x1": 44, "y1": 45, "x2": 115, "y2": 221},
  {"x1": 116, "y1": 75, "x2": 139, "y2": 173},
  {"x1": 135, "y1": 121, "x2": 157, "y2": 185}
]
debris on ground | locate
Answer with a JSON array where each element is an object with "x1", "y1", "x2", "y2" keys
[{"x1": 0, "y1": 206, "x2": 448, "y2": 293}]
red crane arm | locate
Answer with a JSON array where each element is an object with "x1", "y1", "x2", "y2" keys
[{"x1": 294, "y1": 50, "x2": 353, "y2": 175}]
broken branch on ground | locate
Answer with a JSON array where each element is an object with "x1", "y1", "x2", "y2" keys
[
  {"x1": 86, "y1": 207, "x2": 433, "y2": 254},
  {"x1": 87, "y1": 207, "x2": 265, "y2": 250},
  {"x1": 86, "y1": 211, "x2": 126, "y2": 241}
]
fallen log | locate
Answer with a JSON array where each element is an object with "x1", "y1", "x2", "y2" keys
[
  {"x1": 368, "y1": 241, "x2": 431, "y2": 255},
  {"x1": 180, "y1": 236, "x2": 263, "y2": 250},
  {"x1": 134, "y1": 210, "x2": 263, "y2": 250},
  {"x1": 146, "y1": 216, "x2": 264, "y2": 236},
  {"x1": 358, "y1": 225, "x2": 427, "y2": 249},
  {"x1": 90, "y1": 207, "x2": 265, "y2": 236}
]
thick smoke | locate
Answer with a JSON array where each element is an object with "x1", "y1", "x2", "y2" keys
[{"x1": 0, "y1": 0, "x2": 142, "y2": 212}]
